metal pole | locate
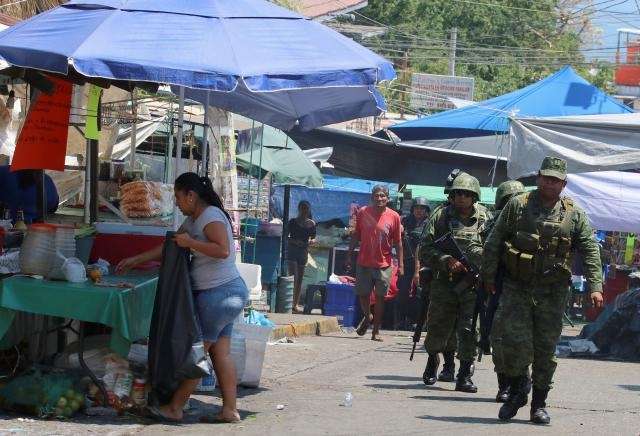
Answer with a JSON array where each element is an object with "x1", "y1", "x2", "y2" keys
[
  {"x1": 89, "y1": 139, "x2": 99, "y2": 222},
  {"x1": 129, "y1": 92, "x2": 137, "y2": 171},
  {"x1": 449, "y1": 27, "x2": 457, "y2": 77},
  {"x1": 202, "y1": 91, "x2": 210, "y2": 177},
  {"x1": 280, "y1": 184, "x2": 290, "y2": 276},
  {"x1": 84, "y1": 139, "x2": 91, "y2": 224},
  {"x1": 175, "y1": 86, "x2": 185, "y2": 179}
]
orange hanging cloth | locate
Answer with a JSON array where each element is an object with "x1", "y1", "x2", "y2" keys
[{"x1": 11, "y1": 77, "x2": 72, "y2": 172}]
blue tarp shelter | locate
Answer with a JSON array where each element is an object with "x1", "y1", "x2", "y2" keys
[
  {"x1": 389, "y1": 66, "x2": 632, "y2": 141},
  {"x1": 272, "y1": 176, "x2": 398, "y2": 224}
]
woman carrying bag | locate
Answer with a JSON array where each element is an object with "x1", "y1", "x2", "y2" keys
[{"x1": 117, "y1": 172, "x2": 248, "y2": 423}]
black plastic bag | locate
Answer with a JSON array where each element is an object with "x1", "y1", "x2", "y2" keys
[{"x1": 148, "y1": 233, "x2": 210, "y2": 405}]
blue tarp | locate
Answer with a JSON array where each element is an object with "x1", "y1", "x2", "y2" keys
[
  {"x1": 389, "y1": 66, "x2": 632, "y2": 141},
  {"x1": 272, "y1": 177, "x2": 398, "y2": 224},
  {"x1": 0, "y1": 0, "x2": 395, "y2": 131}
]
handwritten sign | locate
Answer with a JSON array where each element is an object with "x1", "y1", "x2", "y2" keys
[
  {"x1": 85, "y1": 84, "x2": 102, "y2": 140},
  {"x1": 11, "y1": 77, "x2": 72, "y2": 171}
]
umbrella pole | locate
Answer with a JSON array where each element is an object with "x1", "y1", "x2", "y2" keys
[
  {"x1": 89, "y1": 139, "x2": 99, "y2": 222},
  {"x1": 84, "y1": 139, "x2": 91, "y2": 224},
  {"x1": 202, "y1": 91, "x2": 210, "y2": 177}
]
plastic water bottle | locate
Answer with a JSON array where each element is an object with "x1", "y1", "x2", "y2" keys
[{"x1": 344, "y1": 392, "x2": 353, "y2": 407}]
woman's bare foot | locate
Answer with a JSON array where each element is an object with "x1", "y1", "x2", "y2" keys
[
  {"x1": 216, "y1": 408, "x2": 241, "y2": 423},
  {"x1": 158, "y1": 404, "x2": 183, "y2": 421}
]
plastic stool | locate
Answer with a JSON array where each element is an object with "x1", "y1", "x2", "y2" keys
[{"x1": 303, "y1": 284, "x2": 326, "y2": 315}]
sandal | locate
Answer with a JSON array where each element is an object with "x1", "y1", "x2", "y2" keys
[{"x1": 356, "y1": 315, "x2": 370, "y2": 336}]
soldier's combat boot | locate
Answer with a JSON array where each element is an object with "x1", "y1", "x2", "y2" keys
[
  {"x1": 495, "y1": 373, "x2": 510, "y2": 403},
  {"x1": 454, "y1": 361, "x2": 477, "y2": 393},
  {"x1": 422, "y1": 354, "x2": 440, "y2": 386},
  {"x1": 498, "y1": 375, "x2": 529, "y2": 421},
  {"x1": 530, "y1": 388, "x2": 551, "y2": 424},
  {"x1": 438, "y1": 351, "x2": 455, "y2": 382}
]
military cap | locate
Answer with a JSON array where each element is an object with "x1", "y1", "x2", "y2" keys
[{"x1": 539, "y1": 156, "x2": 567, "y2": 181}]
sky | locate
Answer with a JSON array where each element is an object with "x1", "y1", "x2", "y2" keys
[{"x1": 587, "y1": 0, "x2": 640, "y2": 60}]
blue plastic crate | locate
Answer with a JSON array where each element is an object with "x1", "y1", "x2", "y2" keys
[
  {"x1": 325, "y1": 283, "x2": 357, "y2": 307},
  {"x1": 324, "y1": 303, "x2": 358, "y2": 327}
]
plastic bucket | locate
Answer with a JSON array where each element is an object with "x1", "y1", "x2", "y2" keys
[{"x1": 276, "y1": 275, "x2": 294, "y2": 313}]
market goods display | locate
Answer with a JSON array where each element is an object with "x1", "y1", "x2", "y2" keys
[
  {"x1": 119, "y1": 181, "x2": 173, "y2": 218},
  {"x1": 0, "y1": 367, "x2": 85, "y2": 418}
]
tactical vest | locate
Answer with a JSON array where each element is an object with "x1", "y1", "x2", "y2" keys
[
  {"x1": 440, "y1": 204, "x2": 487, "y2": 268},
  {"x1": 502, "y1": 192, "x2": 574, "y2": 285}
]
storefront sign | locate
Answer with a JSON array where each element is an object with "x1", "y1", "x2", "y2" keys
[
  {"x1": 12, "y1": 77, "x2": 72, "y2": 171},
  {"x1": 410, "y1": 73, "x2": 475, "y2": 110}
]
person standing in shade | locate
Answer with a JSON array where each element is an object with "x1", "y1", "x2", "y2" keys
[
  {"x1": 286, "y1": 200, "x2": 316, "y2": 313},
  {"x1": 346, "y1": 185, "x2": 403, "y2": 342},
  {"x1": 397, "y1": 197, "x2": 431, "y2": 330},
  {"x1": 483, "y1": 157, "x2": 603, "y2": 424}
]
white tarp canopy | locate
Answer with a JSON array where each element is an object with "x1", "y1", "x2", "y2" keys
[
  {"x1": 565, "y1": 171, "x2": 640, "y2": 233},
  {"x1": 509, "y1": 113, "x2": 640, "y2": 180}
]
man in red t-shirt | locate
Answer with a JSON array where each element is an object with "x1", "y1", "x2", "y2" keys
[{"x1": 346, "y1": 185, "x2": 403, "y2": 341}]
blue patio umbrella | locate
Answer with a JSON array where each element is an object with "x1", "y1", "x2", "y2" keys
[{"x1": 0, "y1": 0, "x2": 396, "y2": 130}]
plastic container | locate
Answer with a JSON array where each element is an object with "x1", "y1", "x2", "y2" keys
[
  {"x1": 237, "y1": 262, "x2": 262, "y2": 301},
  {"x1": 54, "y1": 226, "x2": 76, "y2": 259},
  {"x1": 19, "y1": 224, "x2": 56, "y2": 276},
  {"x1": 240, "y1": 218, "x2": 260, "y2": 237},
  {"x1": 259, "y1": 221, "x2": 282, "y2": 237},
  {"x1": 276, "y1": 275, "x2": 294, "y2": 313},
  {"x1": 325, "y1": 283, "x2": 358, "y2": 307},
  {"x1": 324, "y1": 303, "x2": 358, "y2": 327},
  {"x1": 233, "y1": 322, "x2": 273, "y2": 388}
]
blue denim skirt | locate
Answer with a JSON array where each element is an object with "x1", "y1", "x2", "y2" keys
[{"x1": 193, "y1": 276, "x2": 248, "y2": 342}]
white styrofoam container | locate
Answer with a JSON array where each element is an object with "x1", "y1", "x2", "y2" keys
[{"x1": 237, "y1": 262, "x2": 262, "y2": 301}]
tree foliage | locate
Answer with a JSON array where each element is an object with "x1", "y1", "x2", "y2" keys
[{"x1": 359, "y1": 0, "x2": 612, "y2": 110}]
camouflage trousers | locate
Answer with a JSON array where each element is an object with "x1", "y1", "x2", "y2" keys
[
  {"x1": 421, "y1": 284, "x2": 457, "y2": 353},
  {"x1": 424, "y1": 279, "x2": 476, "y2": 361},
  {"x1": 491, "y1": 279, "x2": 569, "y2": 390}
]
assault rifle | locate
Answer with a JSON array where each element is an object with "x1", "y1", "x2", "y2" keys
[
  {"x1": 409, "y1": 268, "x2": 431, "y2": 361},
  {"x1": 433, "y1": 232, "x2": 486, "y2": 361}
]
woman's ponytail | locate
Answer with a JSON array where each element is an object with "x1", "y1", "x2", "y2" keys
[{"x1": 175, "y1": 172, "x2": 232, "y2": 223}]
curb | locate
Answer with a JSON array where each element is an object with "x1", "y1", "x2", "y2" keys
[{"x1": 270, "y1": 317, "x2": 340, "y2": 340}]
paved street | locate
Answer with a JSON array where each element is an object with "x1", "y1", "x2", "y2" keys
[{"x1": 0, "y1": 326, "x2": 638, "y2": 435}]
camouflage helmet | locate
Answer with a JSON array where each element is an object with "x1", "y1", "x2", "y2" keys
[
  {"x1": 494, "y1": 180, "x2": 525, "y2": 210},
  {"x1": 450, "y1": 173, "x2": 481, "y2": 199},
  {"x1": 443, "y1": 169, "x2": 463, "y2": 195},
  {"x1": 412, "y1": 197, "x2": 430, "y2": 210}
]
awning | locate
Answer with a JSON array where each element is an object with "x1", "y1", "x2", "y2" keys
[
  {"x1": 287, "y1": 127, "x2": 507, "y2": 186},
  {"x1": 509, "y1": 113, "x2": 640, "y2": 179}
]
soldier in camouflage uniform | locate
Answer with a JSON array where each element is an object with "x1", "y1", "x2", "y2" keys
[
  {"x1": 482, "y1": 157, "x2": 604, "y2": 424},
  {"x1": 419, "y1": 170, "x2": 463, "y2": 384},
  {"x1": 397, "y1": 197, "x2": 431, "y2": 330},
  {"x1": 419, "y1": 173, "x2": 491, "y2": 393},
  {"x1": 486, "y1": 180, "x2": 526, "y2": 403}
]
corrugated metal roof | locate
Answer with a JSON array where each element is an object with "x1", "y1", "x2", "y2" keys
[{"x1": 299, "y1": 0, "x2": 367, "y2": 20}]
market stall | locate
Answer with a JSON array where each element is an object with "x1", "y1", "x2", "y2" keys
[{"x1": 0, "y1": 0, "x2": 396, "y2": 418}]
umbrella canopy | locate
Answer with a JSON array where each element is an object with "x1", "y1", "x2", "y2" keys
[
  {"x1": 236, "y1": 125, "x2": 323, "y2": 187},
  {"x1": 0, "y1": 0, "x2": 395, "y2": 130}
]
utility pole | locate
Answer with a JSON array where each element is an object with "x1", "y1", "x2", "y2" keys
[{"x1": 449, "y1": 27, "x2": 457, "y2": 76}]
